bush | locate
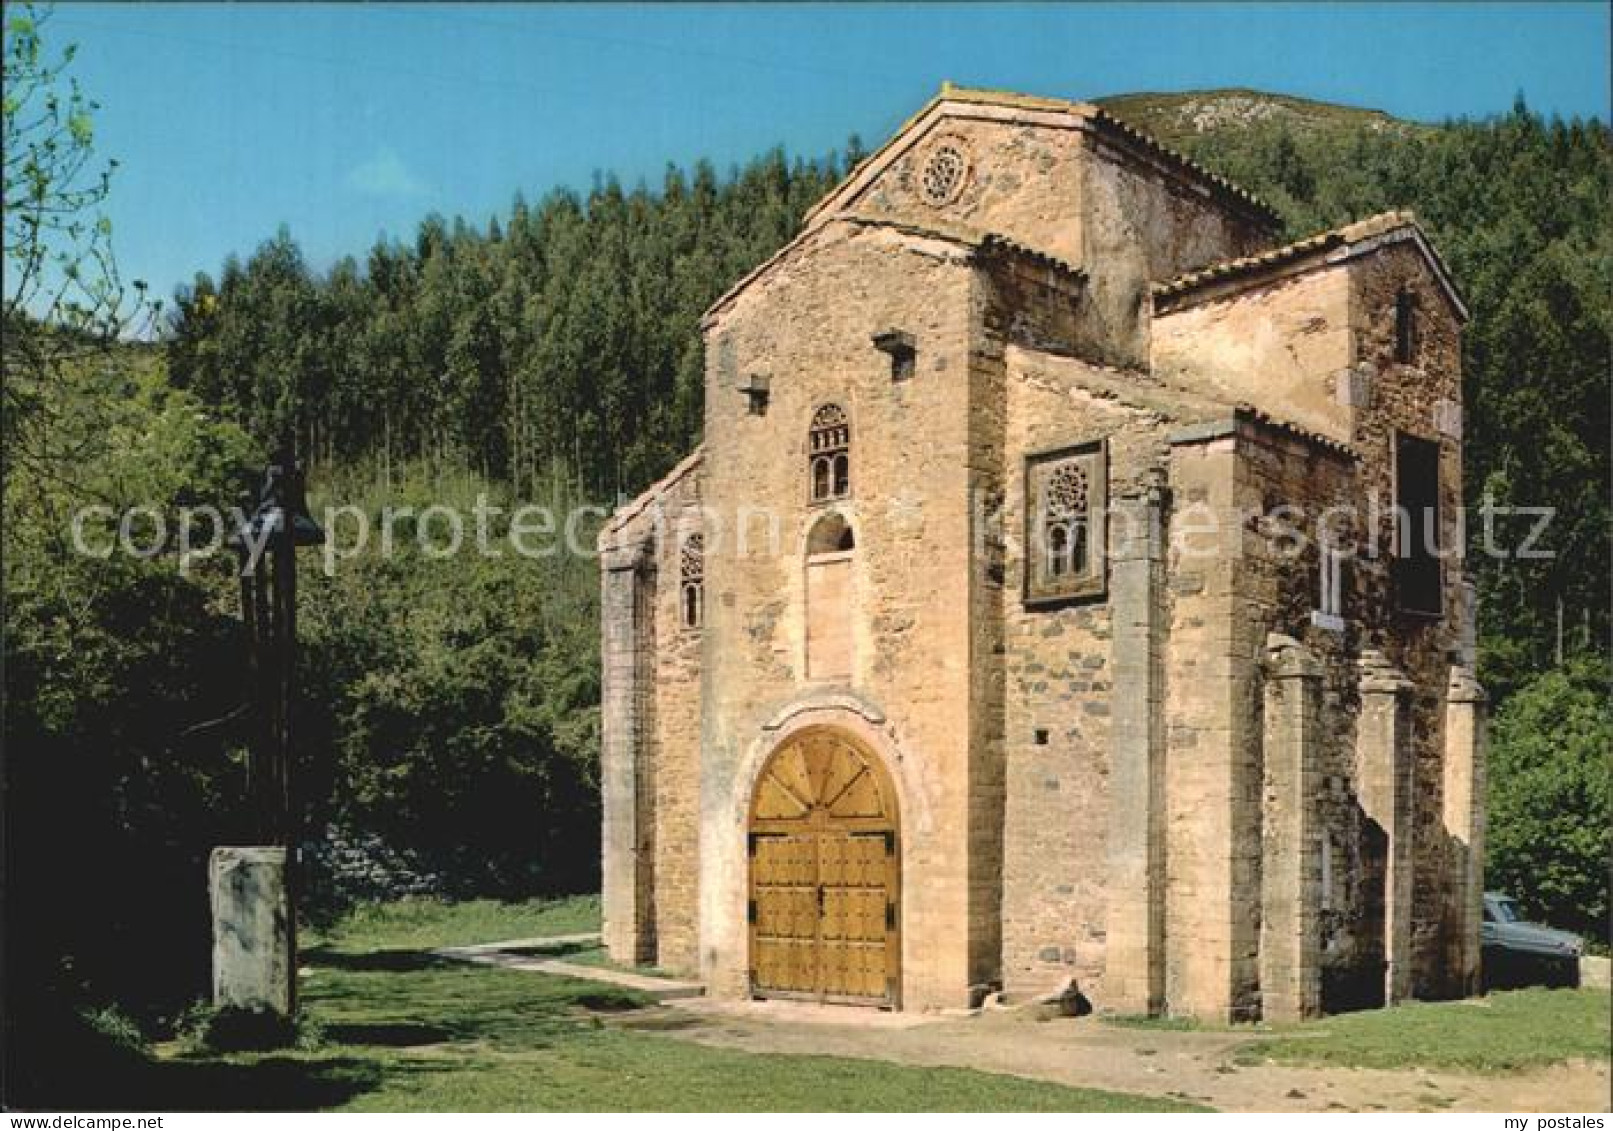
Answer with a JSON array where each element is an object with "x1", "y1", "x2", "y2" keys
[
  {"x1": 1486, "y1": 657, "x2": 1611, "y2": 942},
  {"x1": 178, "y1": 1001, "x2": 324, "y2": 1053}
]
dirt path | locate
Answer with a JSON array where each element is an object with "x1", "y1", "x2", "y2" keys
[{"x1": 628, "y1": 998, "x2": 1610, "y2": 1113}]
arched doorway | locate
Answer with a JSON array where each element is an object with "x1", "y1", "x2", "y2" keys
[{"x1": 748, "y1": 726, "x2": 900, "y2": 1006}]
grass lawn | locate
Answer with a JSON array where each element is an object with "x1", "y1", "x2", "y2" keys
[
  {"x1": 1237, "y1": 987, "x2": 1613, "y2": 1072},
  {"x1": 136, "y1": 897, "x2": 1201, "y2": 1112}
]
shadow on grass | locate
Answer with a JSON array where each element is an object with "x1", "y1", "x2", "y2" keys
[
  {"x1": 507, "y1": 940, "x2": 596, "y2": 960},
  {"x1": 302, "y1": 945, "x2": 452, "y2": 973},
  {"x1": 138, "y1": 1055, "x2": 388, "y2": 1111},
  {"x1": 570, "y1": 990, "x2": 644, "y2": 1012},
  {"x1": 323, "y1": 1022, "x2": 453, "y2": 1048},
  {"x1": 11, "y1": 1048, "x2": 392, "y2": 1113}
]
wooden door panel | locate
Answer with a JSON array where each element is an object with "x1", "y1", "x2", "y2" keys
[
  {"x1": 821, "y1": 939, "x2": 887, "y2": 1000},
  {"x1": 754, "y1": 936, "x2": 818, "y2": 995},
  {"x1": 748, "y1": 730, "x2": 899, "y2": 1006}
]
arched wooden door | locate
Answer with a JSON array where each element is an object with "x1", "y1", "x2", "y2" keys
[{"x1": 748, "y1": 726, "x2": 900, "y2": 1007}]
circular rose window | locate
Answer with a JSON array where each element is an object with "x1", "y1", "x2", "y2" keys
[
  {"x1": 1048, "y1": 463, "x2": 1090, "y2": 519},
  {"x1": 920, "y1": 142, "x2": 969, "y2": 207}
]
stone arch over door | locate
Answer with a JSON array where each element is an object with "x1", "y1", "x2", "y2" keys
[{"x1": 747, "y1": 725, "x2": 901, "y2": 1006}]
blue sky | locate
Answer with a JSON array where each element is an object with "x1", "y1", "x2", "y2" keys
[{"x1": 41, "y1": 2, "x2": 1613, "y2": 307}]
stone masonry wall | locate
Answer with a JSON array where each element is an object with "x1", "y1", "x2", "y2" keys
[
  {"x1": 650, "y1": 472, "x2": 705, "y2": 974},
  {"x1": 598, "y1": 455, "x2": 704, "y2": 971},
  {"x1": 843, "y1": 105, "x2": 1271, "y2": 369},
  {"x1": 848, "y1": 111, "x2": 1089, "y2": 267},
  {"x1": 697, "y1": 219, "x2": 983, "y2": 1009},
  {"x1": 1160, "y1": 433, "x2": 1249, "y2": 1018},
  {"x1": 1151, "y1": 265, "x2": 1356, "y2": 443},
  {"x1": 1225, "y1": 422, "x2": 1364, "y2": 1012},
  {"x1": 1079, "y1": 134, "x2": 1272, "y2": 365},
  {"x1": 994, "y1": 346, "x2": 1174, "y2": 1001},
  {"x1": 1342, "y1": 241, "x2": 1469, "y2": 999}
]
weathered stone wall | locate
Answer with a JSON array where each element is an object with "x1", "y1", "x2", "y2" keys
[
  {"x1": 993, "y1": 346, "x2": 1177, "y2": 1002},
  {"x1": 1079, "y1": 135, "x2": 1272, "y2": 365},
  {"x1": 1159, "y1": 431, "x2": 1249, "y2": 1018},
  {"x1": 1222, "y1": 421, "x2": 1366, "y2": 1014},
  {"x1": 841, "y1": 104, "x2": 1271, "y2": 369},
  {"x1": 1342, "y1": 241, "x2": 1470, "y2": 999},
  {"x1": 1150, "y1": 233, "x2": 1471, "y2": 1015},
  {"x1": 697, "y1": 219, "x2": 984, "y2": 1010},
  {"x1": 650, "y1": 472, "x2": 705, "y2": 973},
  {"x1": 1152, "y1": 264, "x2": 1356, "y2": 443},
  {"x1": 1153, "y1": 418, "x2": 1351, "y2": 1022},
  {"x1": 599, "y1": 535, "x2": 652, "y2": 964},
  {"x1": 598, "y1": 453, "x2": 704, "y2": 972},
  {"x1": 849, "y1": 109, "x2": 1089, "y2": 267}
]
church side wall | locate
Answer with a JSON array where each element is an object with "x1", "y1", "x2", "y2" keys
[
  {"x1": 1078, "y1": 138, "x2": 1274, "y2": 367},
  {"x1": 598, "y1": 461, "x2": 704, "y2": 973},
  {"x1": 1343, "y1": 243, "x2": 1469, "y2": 998},
  {"x1": 994, "y1": 346, "x2": 1172, "y2": 1002},
  {"x1": 1225, "y1": 425, "x2": 1363, "y2": 1013},
  {"x1": 1151, "y1": 265, "x2": 1356, "y2": 443},
  {"x1": 1155, "y1": 237, "x2": 1469, "y2": 1013},
  {"x1": 649, "y1": 475, "x2": 705, "y2": 974}
]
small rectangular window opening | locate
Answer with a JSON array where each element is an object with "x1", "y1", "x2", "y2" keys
[
  {"x1": 1311, "y1": 545, "x2": 1346, "y2": 631},
  {"x1": 1394, "y1": 289, "x2": 1418, "y2": 365},
  {"x1": 1320, "y1": 832, "x2": 1335, "y2": 913},
  {"x1": 741, "y1": 373, "x2": 770, "y2": 416},
  {"x1": 872, "y1": 329, "x2": 917, "y2": 382},
  {"x1": 1394, "y1": 431, "x2": 1442, "y2": 615}
]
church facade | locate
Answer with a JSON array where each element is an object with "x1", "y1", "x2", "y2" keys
[{"x1": 597, "y1": 85, "x2": 1486, "y2": 1020}]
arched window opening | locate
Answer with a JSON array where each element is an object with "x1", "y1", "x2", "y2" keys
[
  {"x1": 1071, "y1": 521, "x2": 1089, "y2": 576},
  {"x1": 806, "y1": 511, "x2": 855, "y2": 556},
  {"x1": 1047, "y1": 522, "x2": 1070, "y2": 577},
  {"x1": 812, "y1": 456, "x2": 832, "y2": 501},
  {"x1": 680, "y1": 532, "x2": 704, "y2": 630},
  {"x1": 810, "y1": 403, "x2": 851, "y2": 502}
]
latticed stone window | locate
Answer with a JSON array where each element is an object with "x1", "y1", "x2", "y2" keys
[
  {"x1": 919, "y1": 139, "x2": 969, "y2": 207},
  {"x1": 679, "y1": 532, "x2": 704, "y2": 629},
  {"x1": 1025, "y1": 442, "x2": 1107, "y2": 605},
  {"x1": 809, "y1": 403, "x2": 851, "y2": 502}
]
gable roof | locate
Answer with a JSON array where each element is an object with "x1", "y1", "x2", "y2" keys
[
  {"x1": 803, "y1": 83, "x2": 1282, "y2": 232},
  {"x1": 1011, "y1": 344, "x2": 1357, "y2": 460},
  {"x1": 699, "y1": 212, "x2": 1085, "y2": 330},
  {"x1": 1152, "y1": 210, "x2": 1469, "y2": 322},
  {"x1": 600, "y1": 445, "x2": 705, "y2": 545},
  {"x1": 702, "y1": 83, "x2": 1281, "y2": 330}
]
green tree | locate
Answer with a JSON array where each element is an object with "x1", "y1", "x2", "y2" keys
[
  {"x1": 1485, "y1": 658, "x2": 1612, "y2": 942},
  {"x1": 3, "y1": 2, "x2": 154, "y2": 477}
]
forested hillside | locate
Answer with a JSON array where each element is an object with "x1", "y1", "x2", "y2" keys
[
  {"x1": 162, "y1": 91, "x2": 1612, "y2": 691},
  {"x1": 1106, "y1": 90, "x2": 1612, "y2": 692},
  {"x1": 164, "y1": 151, "x2": 859, "y2": 498},
  {"x1": 6, "y1": 63, "x2": 1609, "y2": 1071}
]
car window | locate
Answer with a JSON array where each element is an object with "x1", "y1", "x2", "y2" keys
[
  {"x1": 1482, "y1": 905, "x2": 1495, "y2": 922},
  {"x1": 1495, "y1": 899, "x2": 1520, "y2": 923}
]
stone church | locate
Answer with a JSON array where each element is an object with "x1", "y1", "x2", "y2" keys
[{"x1": 598, "y1": 84, "x2": 1485, "y2": 1021}]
